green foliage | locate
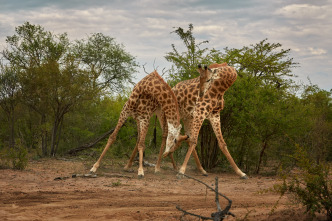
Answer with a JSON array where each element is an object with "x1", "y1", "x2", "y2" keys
[
  {"x1": 274, "y1": 144, "x2": 332, "y2": 219},
  {"x1": 72, "y1": 33, "x2": 138, "y2": 93},
  {"x1": 0, "y1": 139, "x2": 28, "y2": 170},
  {"x1": 0, "y1": 22, "x2": 138, "y2": 157},
  {"x1": 223, "y1": 39, "x2": 298, "y2": 85},
  {"x1": 165, "y1": 24, "x2": 222, "y2": 86},
  {"x1": 164, "y1": 24, "x2": 332, "y2": 180},
  {"x1": 111, "y1": 180, "x2": 122, "y2": 187}
]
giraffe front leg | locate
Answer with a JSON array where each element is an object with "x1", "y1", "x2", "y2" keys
[
  {"x1": 123, "y1": 143, "x2": 138, "y2": 171},
  {"x1": 177, "y1": 140, "x2": 197, "y2": 179},
  {"x1": 192, "y1": 148, "x2": 207, "y2": 176},
  {"x1": 138, "y1": 145, "x2": 144, "y2": 179},
  {"x1": 90, "y1": 133, "x2": 116, "y2": 173},
  {"x1": 124, "y1": 121, "x2": 141, "y2": 171},
  {"x1": 155, "y1": 133, "x2": 167, "y2": 173},
  {"x1": 90, "y1": 109, "x2": 129, "y2": 174},
  {"x1": 209, "y1": 114, "x2": 248, "y2": 179},
  {"x1": 177, "y1": 118, "x2": 204, "y2": 179}
]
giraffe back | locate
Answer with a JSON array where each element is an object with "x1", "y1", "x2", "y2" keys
[{"x1": 127, "y1": 71, "x2": 180, "y2": 126}]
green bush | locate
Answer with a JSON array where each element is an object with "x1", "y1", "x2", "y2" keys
[
  {"x1": 0, "y1": 140, "x2": 28, "y2": 170},
  {"x1": 274, "y1": 144, "x2": 332, "y2": 219}
]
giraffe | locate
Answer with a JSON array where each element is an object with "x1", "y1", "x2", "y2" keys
[
  {"x1": 159, "y1": 63, "x2": 248, "y2": 179},
  {"x1": 90, "y1": 70, "x2": 188, "y2": 178}
]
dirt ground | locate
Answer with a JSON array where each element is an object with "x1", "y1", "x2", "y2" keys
[{"x1": 0, "y1": 157, "x2": 326, "y2": 221}]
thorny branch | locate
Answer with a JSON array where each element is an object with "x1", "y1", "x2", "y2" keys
[{"x1": 176, "y1": 174, "x2": 235, "y2": 221}]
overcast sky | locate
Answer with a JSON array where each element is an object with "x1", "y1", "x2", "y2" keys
[{"x1": 0, "y1": 0, "x2": 331, "y2": 90}]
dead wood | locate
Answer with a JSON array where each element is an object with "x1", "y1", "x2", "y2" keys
[
  {"x1": 176, "y1": 174, "x2": 235, "y2": 221},
  {"x1": 66, "y1": 124, "x2": 125, "y2": 155},
  {"x1": 54, "y1": 173, "x2": 133, "y2": 181}
]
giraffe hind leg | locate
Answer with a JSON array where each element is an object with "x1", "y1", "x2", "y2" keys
[
  {"x1": 137, "y1": 119, "x2": 149, "y2": 178},
  {"x1": 124, "y1": 121, "x2": 141, "y2": 171}
]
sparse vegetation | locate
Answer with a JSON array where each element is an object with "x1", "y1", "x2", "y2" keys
[{"x1": 274, "y1": 144, "x2": 332, "y2": 219}]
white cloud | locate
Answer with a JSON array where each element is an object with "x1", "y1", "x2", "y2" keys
[
  {"x1": 276, "y1": 4, "x2": 328, "y2": 19},
  {"x1": 0, "y1": 1, "x2": 331, "y2": 90},
  {"x1": 308, "y1": 47, "x2": 327, "y2": 56}
]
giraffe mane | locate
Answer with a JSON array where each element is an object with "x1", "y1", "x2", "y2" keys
[{"x1": 152, "y1": 70, "x2": 180, "y2": 123}]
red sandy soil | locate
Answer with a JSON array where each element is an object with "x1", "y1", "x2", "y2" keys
[{"x1": 0, "y1": 158, "x2": 327, "y2": 220}]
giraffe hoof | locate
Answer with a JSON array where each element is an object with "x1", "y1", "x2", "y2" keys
[
  {"x1": 176, "y1": 173, "x2": 185, "y2": 179},
  {"x1": 202, "y1": 173, "x2": 208, "y2": 177},
  {"x1": 90, "y1": 167, "x2": 97, "y2": 174},
  {"x1": 138, "y1": 174, "x2": 144, "y2": 179},
  {"x1": 240, "y1": 174, "x2": 249, "y2": 180}
]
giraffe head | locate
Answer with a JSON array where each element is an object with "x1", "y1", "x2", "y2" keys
[
  {"x1": 211, "y1": 65, "x2": 237, "y2": 90},
  {"x1": 197, "y1": 64, "x2": 212, "y2": 98},
  {"x1": 197, "y1": 63, "x2": 237, "y2": 93},
  {"x1": 164, "y1": 122, "x2": 182, "y2": 154}
]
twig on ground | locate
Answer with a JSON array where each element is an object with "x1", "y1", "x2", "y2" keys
[{"x1": 176, "y1": 174, "x2": 235, "y2": 221}]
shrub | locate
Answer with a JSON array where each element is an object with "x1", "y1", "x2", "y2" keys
[
  {"x1": 274, "y1": 144, "x2": 332, "y2": 219},
  {"x1": 0, "y1": 139, "x2": 28, "y2": 170}
]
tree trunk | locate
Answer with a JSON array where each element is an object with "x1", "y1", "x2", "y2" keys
[
  {"x1": 256, "y1": 140, "x2": 268, "y2": 174},
  {"x1": 200, "y1": 123, "x2": 219, "y2": 170},
  {"x1": 50, "y1": 118, "x2": 59, "y2": 156},
  {"x1": 41, "y1": 114, "x2": 48, "y2": 156},
  {"x1": 54, "y1": 117, "x2": 63, "y2": 155},
  {"x1": 9, "y1": 104, "x2": 15, "y2": 148}
]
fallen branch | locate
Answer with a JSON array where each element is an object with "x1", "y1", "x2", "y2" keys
[
  {"x1": 66, "y1": 124, "x2": 126, "y2": 155},
  {"x1": 54, "y1": 173, "x2": 97, "y2": 180},
  {"x1": 54, "y1": 173, "x2": 133, "y2": 181},
  {"x1": 176, "y1": 174, "x2": 235, "y2": 221}
]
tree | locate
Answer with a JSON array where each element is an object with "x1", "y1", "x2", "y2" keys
[
  {"x1": 165, "y1": 24, "x2": 222, "y2": 86},
  {"x1": 2, "y1": 22, "x2": 71, "y2": 155},
  {"x1": 165, "y1": 24, "x2": 299, "y2": 173},
  {"x1": 0, "y1": 64, "x2": 20, "y2": 148},
  {"x1": 300, "y1": 84, "x2": 332, "y2": 162},
  {"x1": 223, "y1": 39, "x2": 297, "y2": 85},
  {"x1": 1, "y1": 22, "x2": 138, "y2": 156},
  {"x1": 72, "y1": 33, "x2": 138, "y2": 93},
  {"x1": 219, "y1": 40, "x2": 299, "y2": 173}
]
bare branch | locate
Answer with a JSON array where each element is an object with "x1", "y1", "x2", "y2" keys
[{"x1": 176, "y1": 174, "x2": 235, "y2": 221}]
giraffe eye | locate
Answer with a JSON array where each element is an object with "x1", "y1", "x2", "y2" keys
[{"x1": 174, "y1": 139, "x2": 177, "y2": 144}]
